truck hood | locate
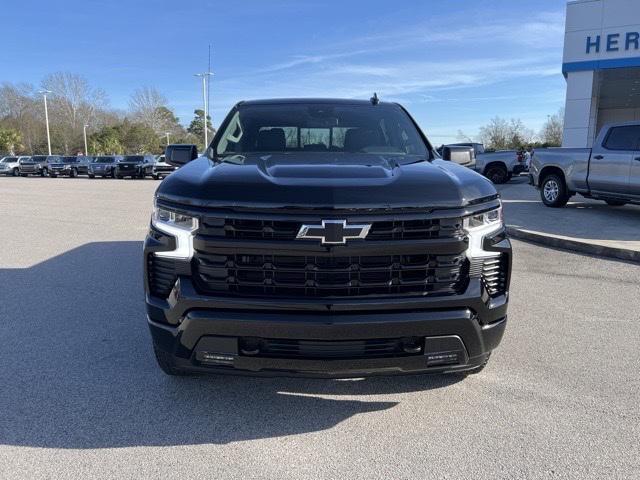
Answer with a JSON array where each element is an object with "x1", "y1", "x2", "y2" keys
[{"x1": 157, "y1": 153, "x2": 497, "y2": 210}]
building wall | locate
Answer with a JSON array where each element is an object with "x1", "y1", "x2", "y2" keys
[{"x1": 562, "y1": 0, "x2": 640, "y2": 147}]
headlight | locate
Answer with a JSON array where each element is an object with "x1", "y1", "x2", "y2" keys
[
  {"x1": 463, "y1": 205, "x2": 503, "y2": 232},
  {"x1": 464, "y1": 204, "x2": 503, "y2": 258},
  {"x1": 151, "y1": 202, "x2": 198, "y2": 259}
]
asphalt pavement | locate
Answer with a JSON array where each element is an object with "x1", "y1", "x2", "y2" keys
[
  {"x1": 1, "y1": 177, "x2": 639, "y2": 480},
  {"x1": 498, "y1": 176, "x2": 640, "y2": 261}
]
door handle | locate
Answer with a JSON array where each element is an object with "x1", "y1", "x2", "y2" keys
[{"x1": 593, "y1": 155, "x2": 604, "y2": 160}]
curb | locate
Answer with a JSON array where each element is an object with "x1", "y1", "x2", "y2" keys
[{"x1": 506, "y1": 226, "x2": 640, "y2": 263}]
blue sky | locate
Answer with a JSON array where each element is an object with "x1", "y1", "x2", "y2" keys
[{"x1": 2, "y1": 0, "x2": 567, "y2": 142}]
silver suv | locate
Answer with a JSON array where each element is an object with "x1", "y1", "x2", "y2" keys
[{"x1": 0, "y1": 156, "x2": 29, "y2": 176}]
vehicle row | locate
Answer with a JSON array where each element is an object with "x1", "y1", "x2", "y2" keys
[{"x1": 0, "y1": 154, "x2": 177, "y2": 179}]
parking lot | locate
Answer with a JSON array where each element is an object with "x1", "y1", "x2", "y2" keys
[{"x1": 0, "y1": 177, "x2": 638, "y2": 479}]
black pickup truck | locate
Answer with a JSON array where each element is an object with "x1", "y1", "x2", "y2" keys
[{"x1": 144, "y1": 98, "x2": 511, "y2": 378}]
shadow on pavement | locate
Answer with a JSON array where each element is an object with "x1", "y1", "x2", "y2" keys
[{"x1": 0, "y1": 241, "x2": 461, "y2": 449}]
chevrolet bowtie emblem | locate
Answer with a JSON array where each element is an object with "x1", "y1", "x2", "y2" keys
[{"x1": 296, "y1": 220, "x2": 371, "y2": 245}]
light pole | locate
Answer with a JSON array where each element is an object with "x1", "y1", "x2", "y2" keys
[
  {"x1": 194, "y1": 72, "x2": 213, "y2": 149},
  {"x1": 39, "y1": 89, "x2": 52, "y2": 155},
  {"x1": 83, "y1": 124, "x2": 89, "y2": 155},
  {"x1": 165, "y1": 132, "x2": 171, "y2": 145}
]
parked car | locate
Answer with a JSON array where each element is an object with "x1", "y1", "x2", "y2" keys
[
  {"x1": 19, "y1": 155, "x2": 49, "y2": 176},
  {"x1": 151, "y1": 155, "x2": 177, "y2": 179},
  {"x1": 115, "y1": 155, "x2": 156, "y2": 179},
  {"x1": 48, "y1": 156, "x2": 82, "y2": 177},
  {"x1": 76, "y1": 156, "x2": 95, "y2": 176},
  {"x1": 145, "y1": 98, "x2": 511, "y2": 377},
  {"x1": 0, "y1": 156, "x2": 28, "y2": 176},
  {"x1": 442, "y1": 144, "x2": 527, "y2": 184},
  {"x1": 88, "y1": 156, "x2": 121, "y2": 178},
  {"x1": 530, "y1": 121, "x2": 640, "y2": 207}
]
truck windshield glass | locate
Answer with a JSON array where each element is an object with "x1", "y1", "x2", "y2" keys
[
  {"x1": 215, "y1": 103, "x2": 429, "y2": 162},
  {"x1": 122, "y1": 156, "x2": 144, "y2": 163},
  {"x1": 61, "y1": 157, "x2": 78, "y2": 162},
  {"x1": 96, "y1": 157, "x2": 115, "y2": 163},
  {"x1": 2, "y1": 157, "x2": 17, "y2": 162}
]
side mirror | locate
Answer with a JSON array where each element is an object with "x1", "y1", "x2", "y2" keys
[
  {"x1": 165, "y1": 144, "x2": 199, "y2": 167},
  {"x1": 441, "y1": 146, "x2": 475, "y2": 167}
]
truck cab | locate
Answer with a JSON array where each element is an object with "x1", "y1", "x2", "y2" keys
[{"x1": 530, "y1": 122, "x2": 640, "y2": 207}]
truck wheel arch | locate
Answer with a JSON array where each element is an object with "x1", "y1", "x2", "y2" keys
[
  {"x1": 483, "y1": 162, "x2": 508, "y2": 184},
  {"x1": 539, "y1": 166, "x2": 566, "y2": 189}
]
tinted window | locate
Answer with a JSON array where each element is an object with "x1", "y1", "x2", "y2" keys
[
  {"x1": 604, "y1": 126, "x2": 640, "y2": 150},
  {"x1": 215, "y1": 103, "x2": 429, "y2": 163},
  {"x1": 95, "y1": 157, "x2": 115, "y2": 163},
  {"x1": 122, "y1": 156, "x2": 144, "y2": 163},
  {"x1": 2, "y1": 157, "x2": 17, "y2": 162}
]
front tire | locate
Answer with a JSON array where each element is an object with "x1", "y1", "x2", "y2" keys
[
  {"x1": 540, "y1": 173, "x2": 570, "y2": 208},
  {"x1": 41, "y1": 168, "x2": 47, "y2": 177},
  {"x1": 12, "y1": 168, "x2": 19, "y2": 177},
  {"x1": 88, "y1": 174, "x2": 95, "y2": 179},
  {"x1": 605, "y1": 199, "x2": 627, "y2": 206},
  {"x1": 485, "y1": 164, "x2": 508, "y2": 184},
  {"x1": 153, "y1": 346, "x2": 190, "y2": 376},
  {"x1": 70, "y1": 168, "x2": 78, "y2": 178},
  {"x1": 50, "y1": 173, "x2": 58, "y2": 178}
]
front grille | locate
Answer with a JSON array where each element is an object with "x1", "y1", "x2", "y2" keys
[
  {"x1": 253, "y1": 337, "x2": 422, "y2": 359},
  {"x1": 147, "y1": 254, "x2": 177, "y2": 298},
  {"x1": 194, "y1": 250, "x2": 467, "y2": 298},
  {"x1": 199, "y1": 217, "x2": 463, "y2": 242}
]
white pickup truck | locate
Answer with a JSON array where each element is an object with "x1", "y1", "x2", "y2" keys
[{"x1": 530, "y1": 122, "x2": 640, "y2": 207}]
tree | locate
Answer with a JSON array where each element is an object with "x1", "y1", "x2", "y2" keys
[
  {"x1": 0, "y1": 82, "x2": 44, "y2": 154},
  {"x1": 187, "y1": 109, "x2": 213, "y2": 137},
  {"x1": 539, "y1": 109, "x2": 564, "y2": 146},
  {"x1": 478, "y1": 117, "x2": 534, "y2": 150},
  {"x1": 41, "y1": 72, "x2": 108, "y2": 154},
  {"x1": 129, "y1": 87, "x2": 171, "y2": 134},
  {"x1": 0, "y1": 127, "x2": 23, "y2": 155}
]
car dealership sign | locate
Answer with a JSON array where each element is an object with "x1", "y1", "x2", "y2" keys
[{"x1": 585, "y1": 32, "x2": 640, "y2": 53}]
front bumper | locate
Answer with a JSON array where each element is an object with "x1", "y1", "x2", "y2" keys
[
  {"x1": 144, "y1": 214, "x2": 511, "y2": 377},
  {"x1": 146, "y1": 271, "x2": 509, "y2": 377}
]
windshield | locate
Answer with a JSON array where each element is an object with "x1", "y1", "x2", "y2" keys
[
  {"x1": 121, "y1": 156, "x2": 144, "y2": 163},
  {"x1": 2, "y1": 157, "x2": 17, "y2": 162},
  {"x1": 47, "y1": 157, "x2": 61, "y2": 163},
  {"x1": 30, "y1": 156, "x2": 47, "y2": 162},
  {"x1": 214, "y1": 102, "x2": 429, "y2": 163},
  {"x1": 95, "y1": 157, "x2": 115, "y2": 163},
  {"x1": 61, "y1": 157, "x2": 79, "y2": 163}
]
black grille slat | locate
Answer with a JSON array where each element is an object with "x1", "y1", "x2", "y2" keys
[
  {"x1": 193, "y1": 250, "x2": 467, "y2": 298},
  {"x1": 471, "y1": 254, "x2": 508, "y2": 297},
  {"x1": 257, "y1": 338, "x2": 417, "y2": 359},
  {"x1": 147, "y1": 255, "x2": 177, "y2": 298},
  {"x1": 199, "y1": 216, "x2": 464, "y2": 242}
]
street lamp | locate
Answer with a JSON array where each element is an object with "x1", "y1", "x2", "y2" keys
[
  {"x1": 83, "y1": 124, "x2": 89, "y2": 156},
  {"x1": 194, "y1": 72, "x2": 214, "y2": 149},
  {"x1": 165, "y1": 132, "x2": 171, "y2": 145},
  {"x1": 39, "y1": 89, "x2": 52, "y2": 155}
]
